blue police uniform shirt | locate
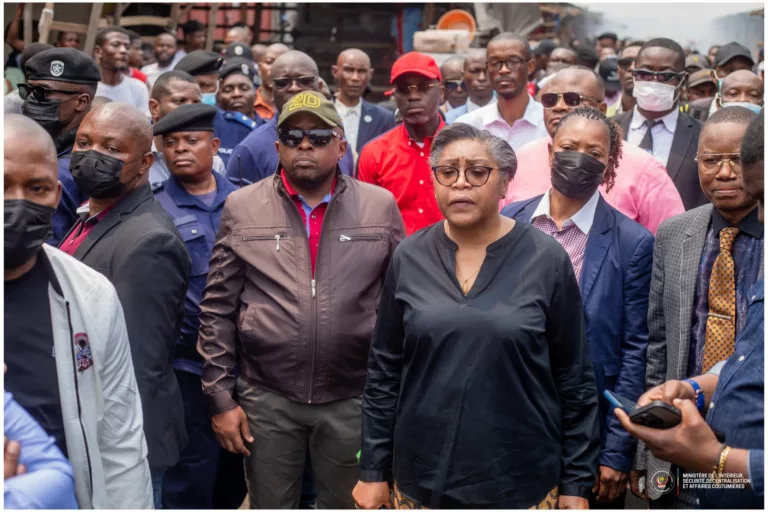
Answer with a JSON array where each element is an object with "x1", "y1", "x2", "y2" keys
[
  {"x1": 700, "y1": 277, "x2": 764, "y2": 509},
  {"x1": 153, "y1": 171, "x2": 239, "y2": 375},
  {"x1": 50, "y1": 148, "x2": 87, "y2": 246},
  {"x1": 225, "y1": 117, "x2": 356, "y2": 184},
  {"x1": 214, "y1": 107, "x2": 264, "y2": 167}
]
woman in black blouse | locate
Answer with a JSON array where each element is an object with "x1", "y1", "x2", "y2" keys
[{"x1": 353, "y1": 123, "x2": 601, "y2": 509}]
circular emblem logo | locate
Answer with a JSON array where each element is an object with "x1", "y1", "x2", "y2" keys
[
  {"x1": 241, "y1": 64, "x2": 250, "y2": 75},
  {"x1": 235, "y1": 46, "x2": 243, "y2": 56},
  {"x1": 651, "y1": 470, "x2": 675, "y2": 495},
  {"x1": 50, "y1": 60, "x2": 65, "y2": 77},
  {"x1": 364, "y1": 115, "x2": 373, "y2": 123}
]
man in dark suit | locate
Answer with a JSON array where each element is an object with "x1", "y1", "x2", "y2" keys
[
  {"x1": 632, "y1": 106, "x2": 763, "y2": 508},
  {"x1": 331, "y1": 48, "x2": 395, "y2": 162},
  {"x1": 614, "y1": 38, "x2": 708, "y2": 210},
  {"x1": 501, "y1": 106, "x2": 654, "y2": 509},
  {"x1": 59, "y1": 102, "x2": 191, "y2": 508}
]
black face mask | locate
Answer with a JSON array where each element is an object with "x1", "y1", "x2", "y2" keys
[
  {"x1": 70, "y1": 150, "x2": 132, "y2": 199},
  {"x1": 5, "y1": 199, "x2": 55, "y2": 269},
  {"x1": 21, "y1": 96, "x2": 63, "y2": 136},
  {"x1": 550, "y1": 150, "x2": 606, "y2": 200}
]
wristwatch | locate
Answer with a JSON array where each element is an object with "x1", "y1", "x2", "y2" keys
[{"x1": 682, "y1": 379, "x2": 706, "y2": 412}]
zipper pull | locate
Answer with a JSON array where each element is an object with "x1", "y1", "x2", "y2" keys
[
  {"x1": 311, "y1": 279, "x2": 316, "y2": 298},
  {"x1": 275, "y1": 234, "x2": 281, "y2": 252},
  {"x1": 339, "y1": 234, "x2": 351, "y2": 242}
]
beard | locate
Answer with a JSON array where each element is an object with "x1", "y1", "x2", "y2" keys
[
  {"x1": 285, "y1": 163, "x2": 336, "y2": 190},
  {"x1": 157, "y1": 55, "x2": 175, "y2": 68}
]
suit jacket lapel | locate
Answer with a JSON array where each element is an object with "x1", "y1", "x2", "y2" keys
[
  {"x1": 617, "y1": 112, "x2": 631, "y2": 141},
  {"x1": 666, "y1": 113, "x2": 693, "y2": 183},
  {"x1": 72, "y1": 184, "x2": 153, "y2": 261},
  {"x1": 356, "y1": 101, "x2": 373, "y2": 153},
  {"x1": 581, "y1": 197, "x2": 613, "y2": 300},
  {"x1": 677, "y1": 206, "x2": 712, "y2": 377}
]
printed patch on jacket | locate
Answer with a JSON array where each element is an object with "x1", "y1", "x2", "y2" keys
[{"x1": 74, "y1": 332, "x2": 94, "y2": 372}]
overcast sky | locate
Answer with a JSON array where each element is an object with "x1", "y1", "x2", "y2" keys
[{"x1": 581, "y1": 2, "x2": 763, "y2": 52}]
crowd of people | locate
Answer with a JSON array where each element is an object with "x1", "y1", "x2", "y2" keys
[{"x1": 2, "y1": 12, "x2": 765, "y2": 511}]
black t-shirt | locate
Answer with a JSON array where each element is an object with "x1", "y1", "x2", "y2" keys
[{"x1": 5, "y1": 257, "x2": 68, "y2": 457}]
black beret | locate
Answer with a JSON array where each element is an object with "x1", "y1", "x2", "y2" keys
[
  {"x1": 20, "y1": 43, "x2": 53, "y2": 71},
  {"x1": 25, "y1": 48, "x2": 101, "y2": 85},
  {"x1": 220, "y1": 57, "x2": 255, "y2": 81},
  {"x1": 224, "y1": 42, "x2": 253, "y2": 61},
  {"x1": 153, "y1": 103, "x2": 217, "y2": 136},
  {"x1": 175, "y1": 50, "x2": 223, "y2": 76}
]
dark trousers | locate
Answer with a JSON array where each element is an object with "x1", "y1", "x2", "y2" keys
[
  {"x1": 163, "y1": 370, "x2": 246, "y2": 509},
  {"x1": 237, "y1": 380, "x2": 361, "y2": 509}
]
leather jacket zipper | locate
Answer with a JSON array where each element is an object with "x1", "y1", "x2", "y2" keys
[
  {"x1": 339, "y1": 234, "x2": 383, "y2": 242},
  {"x1": 241, "y1": 233, "x2": 288, "y2": 251}
]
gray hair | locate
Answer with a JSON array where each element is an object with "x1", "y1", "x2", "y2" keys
[{"x1": 429, "y1": 123, "x2": 518, "y2": 179}]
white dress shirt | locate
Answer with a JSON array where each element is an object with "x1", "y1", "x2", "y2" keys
[
  {"x1": 335, "y1": 99, "x2": 363, "y2": 153},
  {"x1": 627, "y1": 106, "x2": 679, "y2": 167},
  {"x1": 454, "y1": 95, "x2": 548, "y2": 151}
]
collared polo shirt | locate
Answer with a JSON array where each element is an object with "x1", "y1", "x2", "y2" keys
[
  {"x1": 357, "y1": 121, "x2": 445, "y2": 235},
  {"x1": 59, "y1": 200, "x2": 121, "y2": 256},
  {"x1": 280, "y1": 169, "x2": 335, "y2": 275},
  {"x1": 454, "y1": 94, "x2": 548, "y2": 151},
  {"x1": 530, "y1": 189, "x2": 600, "y2": 284}
]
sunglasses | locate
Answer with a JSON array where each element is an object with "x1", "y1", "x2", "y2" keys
[
  {"x1": 394, "y1": 82, "x2": 440, "y2": 96},
  {"x1": 278, "y1": 129, "x2": 342, "y2": 148},
  {"x1": 272, "y1": 76, "x2": 317, "y2": 90},
  {"x1": 540, "y1": 92, "x2": 600, "y2": 109},
  {"x1": 444, "y1": 80, "x2": 467, "y2": 92},
  {"x1": 631, "y1": 69, "x2": 686, "y2": 83},
  {"x1": 18, "y1": 83, "x2": 80, "y2": 102}
]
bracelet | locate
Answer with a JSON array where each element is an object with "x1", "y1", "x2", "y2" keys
[
  {"x1": 713, "y1": 445, "x2": 731, "y2": 482},
  {"x1": 682, "y1": 379, "x2": 705, "y2": 412}
]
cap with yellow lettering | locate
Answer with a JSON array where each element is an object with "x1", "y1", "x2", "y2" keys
[{"x1": 277, "y1": 91, "x2": 344, "y2": 130}]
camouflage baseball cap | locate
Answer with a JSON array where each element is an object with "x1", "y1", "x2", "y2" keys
[{"x1": 277, "y1": 91, "x2": 344, "y2": 130}]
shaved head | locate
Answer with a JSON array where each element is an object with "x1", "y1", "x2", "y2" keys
[
  {"x1": 441, "y1": 56, "x2": 465, "y2": 77},
  {"x1": 720, "y1": 70, "x2": 764, "y2": 107},
  {"x1": 5, "y1": 114, "x2": 57, "y2": 171},
  {"x1": 272, "y1": 50, "x2": 319, "y2": 78},
  {"x1": 549, "y1": 67, "x2": 606, "y2": 99},
  {"x1": 225, "y1": 26, "x2": 250, "y2": 45},
  {"x1": 88, "y1": 103, "x2": 153, "y2": 152},
  {"x1": 337, "y1": 48, "x2": 371, "y2": 68}
]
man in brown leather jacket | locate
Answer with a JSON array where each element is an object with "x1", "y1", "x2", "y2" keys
[{"x1": 197, "y1": 90, "x2": 405, "y2": 508}]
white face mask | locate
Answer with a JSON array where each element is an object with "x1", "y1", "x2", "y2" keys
[
  {"x1": 720, "y1": 101, "x2": 763, "y2": 114},
  {"x1": 632, "y1": 80, "x2": 679, "y2": 112}
]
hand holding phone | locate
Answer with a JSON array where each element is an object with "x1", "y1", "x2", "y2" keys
[{"x1": 605, "y1": 390, "x2": 682, "y2": 429}]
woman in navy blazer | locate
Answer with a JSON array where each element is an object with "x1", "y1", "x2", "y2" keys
[{"x1": 502, "y1": 107, "x2": 654, "y2": 508}]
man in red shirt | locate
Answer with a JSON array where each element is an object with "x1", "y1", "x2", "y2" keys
[{"x1": 357, "y1": 52, "x2": 445, "y2": 235}]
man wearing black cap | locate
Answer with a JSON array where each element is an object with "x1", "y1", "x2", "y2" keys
[
  {"x1": 706, "y1": 42, "x2": 757, "y2": 119},
  {"x1": 225, "y1": 41, "x2": 261, "y2": 89},
  {"x1": 175, "y1": 50, "x2": 223, "y2": 105},
  {"x1": 225, "y1": 51, "x2": 355, "y2": 183},
  {"x1": 148, "y1": 70, "x2": 228, "y2": 185},
  {"x1": 60, "y1": 102, "x2": 190, "y2": 508},
  {"x1": 20, "y1": 47, "x2": 101, "y2": 245},
  {"x1": 176, "y1": 20, "x2": 206, "y2": 64},
  {"x1": 215, "y1": 58, "x2": 264, "y2": 167},
  {"x1": 198, "y1": 90, "x2": 404, "y2": 508},
  {"x1": 152, "y1": 103, "x2": 243, "y2": 509},
  {"x1": 687, "y1": 69, "x2": 718, "y2": 103},
  {"x1": 598, "y1": 57, "x2": 621, "y2": 109},
  {"x1": 93, "y1": 27, "x2": 150, "y2": 114}
]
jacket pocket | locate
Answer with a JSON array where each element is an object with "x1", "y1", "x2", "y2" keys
[
  {"x1": 241, "y1": 233, "x2": 289, "y2": 251},
  {"x1": 177, "y1": 221, "x2": 210, "y2": 276}
]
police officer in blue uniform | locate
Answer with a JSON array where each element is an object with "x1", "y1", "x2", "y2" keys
[
  {"x1": 152, "y1": 103, "x2": 245, "y2": 508},
  {"x1": 215, "y1": 57, "x2": 264, "y2": 167},
  {"x1": 20, "y1": 48, "x2": 100, "y2": 244}
]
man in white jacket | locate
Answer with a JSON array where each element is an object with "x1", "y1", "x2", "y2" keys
[{"x1": 4, "y1": 114, "x2": 153, "y2": 508}]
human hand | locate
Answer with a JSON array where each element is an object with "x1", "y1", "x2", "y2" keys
[
  {"x1": 4, "y1": 437, "x2": 25, "y2": 479},
  {"x1": 557, "y1": 495, "x2": 589, "y2": 509},
  {"x1": 629, "y1": 469, "x2": 648, "y2": 500},
  {"x1": 352, "y1": 481, "x2": 392, "y2": 509},
  {"x1": 616, "y1": 399, "x2": 721, "y2": 473},
  {"x1": 637, "y1": 380, "x2": 696, "y2": 407},
  {"x1": 593, "y1": 465, "x2": 628, "y2": 502},
  {"x1": 211, "y1": 406, "x2": 253, "y2": 456}
]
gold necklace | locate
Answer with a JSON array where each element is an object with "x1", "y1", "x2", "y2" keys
[{"x1": 456, "y1": 221, "x2": 505, "y2": 295}]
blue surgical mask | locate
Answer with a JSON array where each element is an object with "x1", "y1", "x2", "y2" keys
[
  {"x1": 201, "y1": 93, "x2": 217, "y2": 106},
  {"x1": 721, "y1": 101, "x2": 763, "y2": 114}
]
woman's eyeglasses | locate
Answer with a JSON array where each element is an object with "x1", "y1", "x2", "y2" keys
[
  {"x1": 278, "y1": 129, "x2": 342, "y2": 148},
  {"x1": 631, "y1": 69, "x2": 686, "y2": 84},
  {"x1": 272, "y1": 76, "x2": 318, "y2": 90},
  {"x1": 432, "y1": 166, "x2": 497, "y2": 187},
  {"x1": 18, "y1": 83, "x2": 80, "y2": 102},
  {"x1": 540, "y1": 92, "x2": 599, "y2": 109},
  {"x1": 695, "y1": 153, "x2": 743, "y2": 175},
  {"x1": 444, "y1": 80, "x2": 467, "y2": 93}
]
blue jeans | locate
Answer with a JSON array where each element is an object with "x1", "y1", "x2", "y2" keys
[{"x1": 151, "y1": 469, "x2": 166, "y2": 509}]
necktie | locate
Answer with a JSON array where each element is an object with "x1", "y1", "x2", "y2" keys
[
  {"x1": 703, "y1": 226, "x2": 740, "y2": 372},
  {"x1": 639, "y1": 119, "x2": 661, "y2": 152}
]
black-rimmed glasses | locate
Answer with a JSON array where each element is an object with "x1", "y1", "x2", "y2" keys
[{"x1": 432, "y1": 166, "x2": 497, "y2": 187}]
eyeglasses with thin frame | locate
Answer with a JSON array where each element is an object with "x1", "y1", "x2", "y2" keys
[
  {"x1": 695, "y1": 153, "x2": 743, "y2": 175},
  {"x1": 487, "y1": 57, "x2": 527, "y2": 72},
  {"x1": 631, "y1": 69, "x2": 686, "y2": 84},
  {"x1": 18, "y1": 83, "x2": 80, "y2": 102},
  {"x1": 540, "y1": 92, "x2": 601, "y2": 109},
  {"x1": 394, "y1": 82, "x2": 440, "y2": 96},
  {"x1": 278, "y1": 129, "x2": 342, "y2": 148},
  {"x1": 272, "y1": 76, "x2": 318, "y2": 90},
  {"x1": 432, "y1": 165, "x2": 497, "y2": 187}
]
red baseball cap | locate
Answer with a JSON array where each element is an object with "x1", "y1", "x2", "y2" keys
[{"x1": 390, "y1": 52, "x2": 442, "y2": 85}]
